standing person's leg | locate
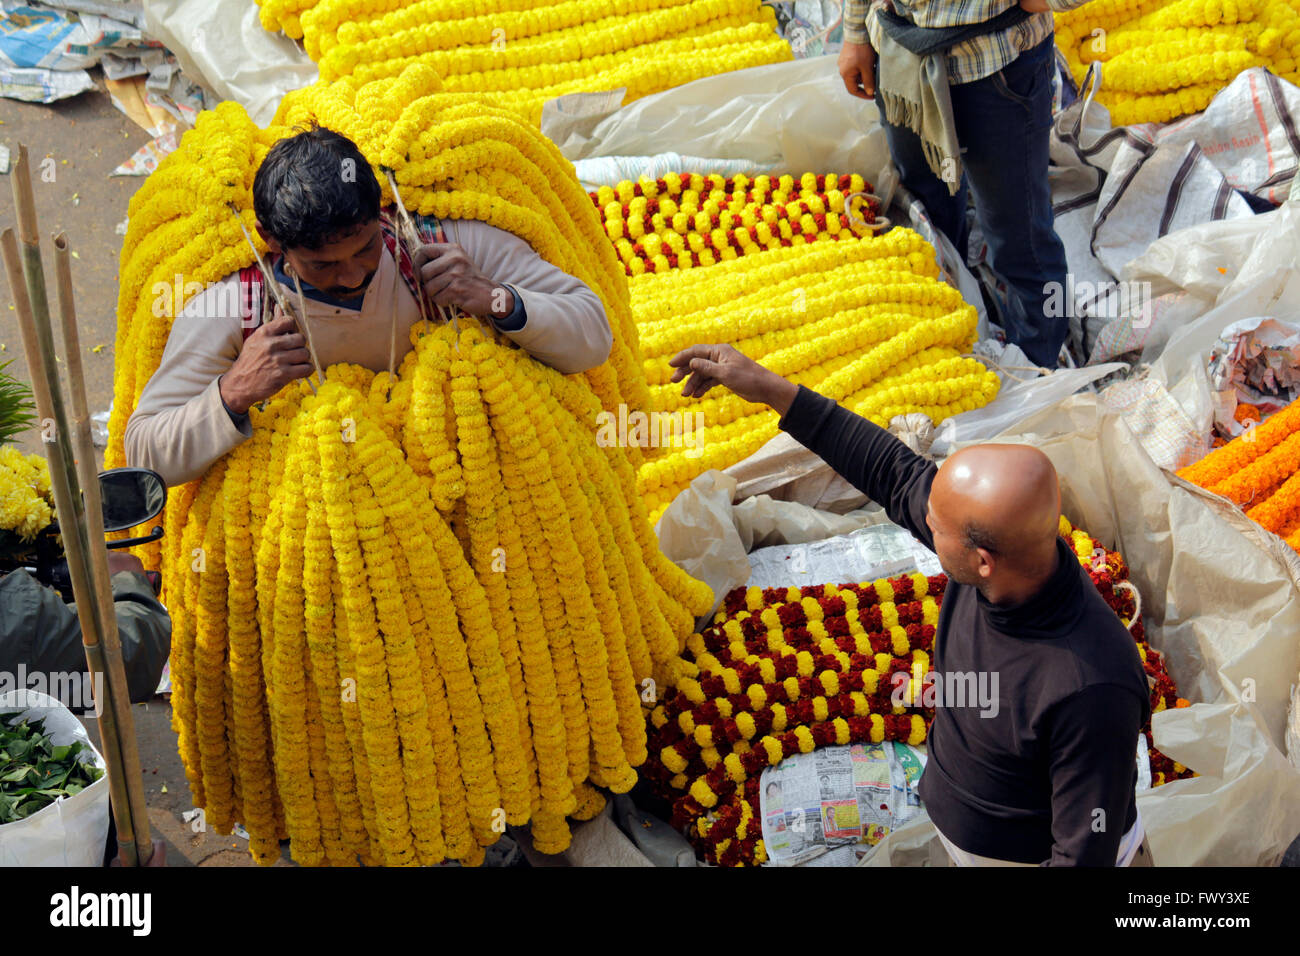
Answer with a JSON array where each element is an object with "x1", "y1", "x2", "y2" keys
[
  {"x1": 949, "y1": 36, "x2": 1069, "y2": 367},
  {"x1": 872, "y1": 62, "x2": 971, "y2": 261}
]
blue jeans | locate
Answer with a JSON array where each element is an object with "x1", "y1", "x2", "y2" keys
[{"x1": 877, "y1": 36, "x2": 1069, "y2": 366}]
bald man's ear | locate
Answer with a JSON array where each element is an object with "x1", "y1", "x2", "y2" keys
[{"x1": 974, "y1": 547, "x2": 996, "y2": 580}]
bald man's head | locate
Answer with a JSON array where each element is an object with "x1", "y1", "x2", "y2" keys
[{"x1": 924, "y1": 444, "x2": 1062, "y2": 597}]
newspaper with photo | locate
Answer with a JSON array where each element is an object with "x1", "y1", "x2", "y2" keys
[{"x1": 759, "y1": 741, "x2": 927, "y2": 866}]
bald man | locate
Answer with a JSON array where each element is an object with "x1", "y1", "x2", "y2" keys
[{"x1": 670, "y1": 344, "x2": 1153, "y2": 867}]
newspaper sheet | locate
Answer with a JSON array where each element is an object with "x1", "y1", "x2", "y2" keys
[
  {"x1": 759, "y1": 742, "x2": 927, "y2": 866},
  {"x1": 746, "y1": 522, "x2": 941, "y2": 590}
]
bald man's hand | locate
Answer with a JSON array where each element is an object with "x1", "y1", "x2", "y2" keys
[{"x1": 668, "y1": 344, "x2": 800, "y2": 416}]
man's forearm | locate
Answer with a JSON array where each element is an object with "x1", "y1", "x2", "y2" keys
[
  {"x1": 777, "y1": 385, "x2": 937, "y2": 548},
  {"x1": 126, "y1": 378, "x2": 251, "y2": 487}
]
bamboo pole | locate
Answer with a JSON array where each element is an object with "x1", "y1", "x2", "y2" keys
[
  {"x1": 2, "y1": 144, "x2": 150, "y2": 865},
  {"x1": 1, "y1": 230, "x2": 143, "y2": 866},
  {"x1": 52, "y1": 232, "x2": 155, "y2": 865}
]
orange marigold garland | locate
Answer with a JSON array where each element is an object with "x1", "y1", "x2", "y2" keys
[
  {"x1": 646, "y1": 517, "x2": 1193, "y2": 866},
  {"x1": 1177, "y1": 395, "x2": 1300, "y2": 547}
]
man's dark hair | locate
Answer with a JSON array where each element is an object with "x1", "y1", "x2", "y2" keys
[
  {"x1": 962, "y1": 522, "x2": 999, "y2": 555},
  {"x1": 252, "y1": 125, "x2": 381, "y2": 251}
]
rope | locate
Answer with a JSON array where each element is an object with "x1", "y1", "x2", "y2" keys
[
  {"x1": 384, "y1": 168, "x2": 462, "y2": 345},
  {"x1": 1114, "y1": 579, "x2": 1143, "y2": 636},
  {"x1": 959, "y1": 351, "x2": 1051, "y2": 383},
  {"x1": 289, "y1": 271, "x2": 327, "y2": 389},
  {"x1": 229, "y1": 204, "x2": 320, "y2": 395},
  {"x1": 387, "y1": 247, "x2": 400, "y2": 398},
  {"x1": 845, "y1": 190, "x2": 892, "y2": 233}
]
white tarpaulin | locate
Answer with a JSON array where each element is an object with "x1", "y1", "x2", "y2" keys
[
  {"x1": 545, "y1": 55, "x2": 893, "y2": 188},
  {"x1": 141, "y1": 0, "x2": 316, "y2": 125},
  {"x1": 1100, "y1": 199, "x2": 1300, "y2": 471}
]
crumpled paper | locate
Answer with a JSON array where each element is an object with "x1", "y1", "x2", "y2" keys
[{"x1": 1207, "y1": 317, "x2": 1300, "y2": 438}]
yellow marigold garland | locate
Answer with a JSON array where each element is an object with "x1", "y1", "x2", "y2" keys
[
  {"x1": 628, "y1": 232, "x2": 1000, "y2": 523},
  {"x1": 263, "y1": 0, "x2": 792, "y2": 124},
  {"x1": 1055, "y1": 0, "x2": 1300, "y2": 125}
]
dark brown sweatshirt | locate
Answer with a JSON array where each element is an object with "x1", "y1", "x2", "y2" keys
[{"x1": 779, "y1": 385, "x2": 1151, "y2": 865}]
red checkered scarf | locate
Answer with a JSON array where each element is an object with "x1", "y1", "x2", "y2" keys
[{"x1": 238, "y1": 208, "x2": 446, "y2": 339}]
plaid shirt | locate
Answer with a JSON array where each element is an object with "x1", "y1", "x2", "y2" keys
[{"x1": 845, "y1": 0, "x2": 1087, "y2": 85}]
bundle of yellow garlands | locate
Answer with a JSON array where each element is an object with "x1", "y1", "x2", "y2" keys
[
  {"x1": 107, "y1": 62, "x2": 713, "y2": 866},
  {"x1": 1055, "y1": 0, "x2": 1300, "y2": 126},
  {"x1": 1177, "y1": 396, "x2": 1300, "y2": 551},
  {"x1": 255, "y1": 0, "x2": 793, "y2": 124},
  {"x1": 644, "y1": 517, "x2": 1193, "y2": 866},
  {"x1": 629, "y1": 230, "x2": 1002, "y2": 524}
]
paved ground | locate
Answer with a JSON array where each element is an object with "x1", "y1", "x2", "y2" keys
[{"x1": 0, "y1": 78, "x2": 142, "y2": 462}]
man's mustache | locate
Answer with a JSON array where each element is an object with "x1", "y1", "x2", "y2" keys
[{"x1": 322, "y1": 270, "x2": 376, "y2": 297}]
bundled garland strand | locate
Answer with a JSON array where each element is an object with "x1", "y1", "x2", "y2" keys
[
  {"x1": 1055, "y1": 0, "x2": 1300, "y2": 125},
  {"x1": 628, "y1": 230, "x2": 1001, "y2": 523},
  {"x1": 1177, "y1": 396, "x2": 1300, "y2": 551},
  {"x1": 255, "y1": 0, "x2": 793, "y2": 124}
]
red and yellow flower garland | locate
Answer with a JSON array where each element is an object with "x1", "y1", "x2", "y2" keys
[
  {"x1": 645, "y1": 517, "x2": 1193, "y2": 866},
  {"x1": 591, "y1": 172, "x2": 879, "y2": 275}
]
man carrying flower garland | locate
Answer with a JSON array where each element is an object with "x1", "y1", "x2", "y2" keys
[
  {"x1": 838, "y1": 0, "x2": 1076, "y2": 367},
  {"x1": 670, "y1": 343, "x2": 1155, "y2": 867},
  {"x1": 125, "y1": 126, "x2": 613, "y2": 487}
]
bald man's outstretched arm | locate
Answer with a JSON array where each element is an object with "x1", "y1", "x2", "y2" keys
[{"x1": 779, "y1": 385, "x2": 937, "y2": 550}]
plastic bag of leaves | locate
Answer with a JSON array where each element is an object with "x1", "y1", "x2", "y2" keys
[{"x1": 0, "y1": 690, "x2": 110, "y2": 866}]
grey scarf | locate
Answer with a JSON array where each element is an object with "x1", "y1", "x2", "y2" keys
[{"x1": 873, "y1": 6, "x2": 1033, "y2": 196}]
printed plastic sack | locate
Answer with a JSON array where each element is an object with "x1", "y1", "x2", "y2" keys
[
  {"x1": 1135, "y1": 68, "x2": 1300, "y2": 208},
  {"x1": 0, "y1": 690, "x2": 110, "y2": 867}
]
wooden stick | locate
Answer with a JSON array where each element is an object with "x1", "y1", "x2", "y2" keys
[
  {"x1": 385, "y1": 169, "x2": 463, "y2": 340},
  {"x1": 289, "y1": 271, "x2": 326, "y2": 390},
  {"x1": 2, "y1": 224, "x2": 146, "y2": 867},
  {"x1": 228, "y1": 205, "x2": 322, "y2": 392},
  {"x1": 52, "y1": 232, "x2": 156, "y2": 864}
]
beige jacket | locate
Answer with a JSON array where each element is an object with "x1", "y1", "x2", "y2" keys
[{"x1": 125, "y1": 217, "x2": 612, "y2": 487}]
